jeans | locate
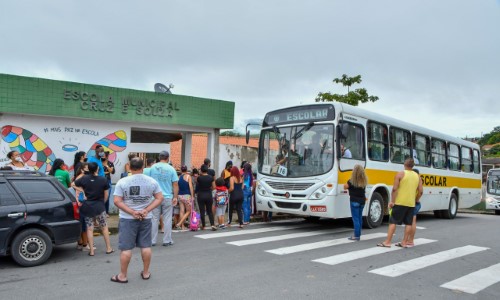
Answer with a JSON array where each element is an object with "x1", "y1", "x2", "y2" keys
[
  {"x1": 350, "y1": 201, "x2": 364, "y2": 238},
  {"x1": 151, "y1": 198, "x2": 173, "y2": 244},
  {"x1": 242, "y1": 187, "x2": 252, "y2": 223}
]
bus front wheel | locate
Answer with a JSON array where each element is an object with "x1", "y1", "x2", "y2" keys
[{"x1": 364, "y1": 192, "x2": 384, "y2": 228}]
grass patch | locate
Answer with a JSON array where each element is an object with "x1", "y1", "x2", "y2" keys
[{"x1": 469, "y1": 201, "x2": 486, "y2": 211}]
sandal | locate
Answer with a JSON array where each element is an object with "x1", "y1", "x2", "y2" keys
[
  {"x1": 110, "y1": 274, "x2": 128, "y2": 284},
  {"x1": 106, "y1": 249, "x2": 115, "y2": 254},
  {"x1": 395, "y1": 242, "x2": 407, "y2": 248},
  {"x1": 140, "y1": 271, "x2": 151, "y2": 280},
  {"x1": 347, "y1": 236, "x2": 360, "y2": 241},
  {"x1": 174, "y1": 225, "x2": 182, "y2": 230},
  {"x1": 376, "y1": 242, "x2": 391, "y2": 248}
]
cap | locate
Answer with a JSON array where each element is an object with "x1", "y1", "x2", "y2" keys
[{"x1": 159, "y1": 150, "x2": 170, "y2": 158}]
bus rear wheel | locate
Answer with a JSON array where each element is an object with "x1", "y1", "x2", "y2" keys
[
  {"x1": 441, "y1": 193, "x2": 458, "y2": 219},
  {"x1": 364, "y1": 192, "x2": 384, "y2": 228},
  {"x1": 495, "y1": 210, "x2": 500, "y2": 215}
]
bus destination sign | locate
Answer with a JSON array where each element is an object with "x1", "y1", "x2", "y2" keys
[{"x1": 263, "y1": 104, "x2": 335, "y2": 126}]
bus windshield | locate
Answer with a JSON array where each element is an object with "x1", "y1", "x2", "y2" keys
[
  {"x1": 487, "y1": 170, "x2": 500, "y2": 196},
  {"x1": 258, "y1": 124, "x2": 334, "y2": 178}
]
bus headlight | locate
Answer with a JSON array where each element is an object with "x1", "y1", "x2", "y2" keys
[
  {"x1": 311, "y1": 185, "x2": 328, "y2": 200},
  {"x1": 257, "y1": 184, "x2": 268, "y2": 196},
  {"x1": 485, "y1": 197, "x2": 497, "y2": 204}
]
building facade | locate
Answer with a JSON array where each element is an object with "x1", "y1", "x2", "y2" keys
[{"x1": 0, "y1": 73, "x2": 234, "y2": 182}]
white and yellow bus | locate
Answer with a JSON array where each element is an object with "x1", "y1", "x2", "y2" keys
[
  {"x1": 485, "y1": 168, "x2": 500, "y2": 215},
  {"x1": 254, "y1": 103, "x2": 482, "y2": 228}
]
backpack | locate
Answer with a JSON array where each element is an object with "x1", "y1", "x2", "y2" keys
[
  {"x1": 215, "y1": 190, "x2": 228, "y2": 207},
  {"x1": 190, "y1": 197, "x2": 200, "y2": 231}
]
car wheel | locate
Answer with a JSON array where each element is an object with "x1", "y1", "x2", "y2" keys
[
  {"x1": 495, "y1": 210, "x2": 500, "y2": 215},
  {"x1": 11, "y1": 228, "x2": 53, "y2": 267},
  {"x1": 441, "y1": 194, "x2": 458, "y2": 219},
  {"x1": 364, "y1": 192, "x2": 384, "y2": 228}
]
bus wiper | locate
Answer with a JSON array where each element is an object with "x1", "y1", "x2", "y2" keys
[{"x1": 292, "y1": 122, "x2": 314, "y2": 140}]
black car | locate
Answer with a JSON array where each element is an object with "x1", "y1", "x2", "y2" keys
[{"x1": 0, "y1": 170, "x2": 81, "y2": 267}]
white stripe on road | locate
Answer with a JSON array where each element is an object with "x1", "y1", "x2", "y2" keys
[
  {"x1": 312, "y1": 238, "x2": 436, "y2": 266},
  {"x1": 440, "y1": 262, "x2": 500, "y2": 294},
  {"x1": 227, "y1": 229, "x2": 350, "y2": 246},
  {"x1": 265, "y1": 232, "x2": 387, "y2": 255},
  {"x1": 194, "y1": 225, "x2": 314, "y2": 239},
  {"x1": 398, "y1": 225, "x2": 426, "y2": 230},
  {"x1": 369, "y1": 245, "x2": 489, "y2": 277}
]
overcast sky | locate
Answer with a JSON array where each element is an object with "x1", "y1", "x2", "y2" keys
[{"x1": 1, "y1": 1, "x2": 499, "y2": 138}]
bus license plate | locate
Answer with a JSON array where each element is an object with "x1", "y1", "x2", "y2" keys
[{"x1": 310, "y1": 206, "x2": 327, "y2": 212}]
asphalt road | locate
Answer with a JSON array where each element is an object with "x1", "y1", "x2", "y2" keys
[{"x1": 1, "y1": 213, "x2": 499, "y2": 300}]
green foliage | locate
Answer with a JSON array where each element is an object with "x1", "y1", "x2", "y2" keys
[
  {"x1": 315, "y1": 74, "x2": 379, "y2": 106},
  {"x1": 220, "y1": 130, "x2": 241, "y2": 137},
  {"x1": 488, "y1": 145, "x2": 500, "y2": 156},
  {"x1": 478, "y1": 126, "x2": 500, "y2": 147}
]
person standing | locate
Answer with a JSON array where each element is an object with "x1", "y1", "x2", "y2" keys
[
  {"x1": 49, "y1": 159, "x2": 71, "y2": 188},
  {"x1": 72, "y1": 151, "x2": 87, "y2": 179},
  {"x1": 221, "y1": 161, "x2": 233, "y2": 188},
  {"x1": 404, "y1": 168, "x2": 423, "y2": 247},
  {"x1": 242, "y1": 163, "x2": 253, "y2": 225},
  {"x1": 6, "y1": 150, "x2": 30, "y2": 170},
  {"x1": 73, "y1": 162, "x2": 113, "y2": 256},
  {"x1": 111, "y1": 158, "x2": 164, "y2": 283},
  {"x1": 175, "y1": 165, "x2": 194, "y2": 230},
  {"x1": 197, "y1": 165, "x2": 216, "y2": 230},
  {"x1": 203, "y1": 158, "x2": 216, "y2": 178},
  {"x1": 148, "y1": 151, "x2": 179, "y2": 246},
  {"x1": 228, "y1": 166, "x2": 244, "y2": 228},
  {"x1": 102, "y1": 151, "x2": 115, "y2": 216},
  {"x1": 343, "y1": 165, "x2": 368, "y2": 241},
  {"x1": 87, "y1": 144, "x2": 106, "y2": 177},
  {"x1": 378, "y1": 158, "x2": 423, "y2": 248}
]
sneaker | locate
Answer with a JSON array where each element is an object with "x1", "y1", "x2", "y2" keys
[
  {"x1": 77, "y1": 244, "x2": 83, "y2": 250},
  {"x1": 162, "y1": 242, "x2": 174, "y2": 247},
  {"x1": 152, "y1": 243, "x2": 156, "y2": 247},
  {"x1": 211, "y1": 226, "x2": 217, "y2": 231}
]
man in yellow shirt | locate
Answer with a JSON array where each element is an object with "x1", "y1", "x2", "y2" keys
[{"x1": 378, "y1": 158, "x2": 423, "y2": 248}]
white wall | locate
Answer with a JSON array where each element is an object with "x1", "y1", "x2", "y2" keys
[
  {"x1": 0, "y1": 114, "x2": 169, "y2": 183},
  {"x1": 217, "y1": 143, "x2": 258, "y2": 176}
]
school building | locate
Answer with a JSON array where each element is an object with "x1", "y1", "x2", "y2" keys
[{"x1": 0, "y1": 73, "x2": 235, "y2": 181}]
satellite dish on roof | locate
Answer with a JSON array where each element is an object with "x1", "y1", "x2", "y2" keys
[{"x1": 154, "y1": 83, "x2": 174, "y2": 94}]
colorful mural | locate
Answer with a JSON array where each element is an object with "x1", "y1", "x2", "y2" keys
[{"x1": 1, "y1": 124, "x2": 127, "y2": 173}]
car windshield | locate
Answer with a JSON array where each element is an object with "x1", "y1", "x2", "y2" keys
[
  {"x1": 258, "y1": 124, "x2": 334, "y2": 178},
  {"x1": 487, "y1": 170, "x2": 500, "y2": 196}
]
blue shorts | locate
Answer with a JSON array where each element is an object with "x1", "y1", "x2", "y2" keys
[
  {"x1": 414, "y1": 202, "x2": 422, "y2": 216},
  {"x1": 118, "y1": 218, "x2": 153, "y2": 250}
]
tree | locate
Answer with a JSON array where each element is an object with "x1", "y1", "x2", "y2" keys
[{"x1": 315, "y1": 74, "x2": 379, "y2": 106}]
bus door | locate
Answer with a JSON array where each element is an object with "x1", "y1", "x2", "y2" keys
[{"x1": 337, "y1": 118, "x2": 366, "y2": 172}]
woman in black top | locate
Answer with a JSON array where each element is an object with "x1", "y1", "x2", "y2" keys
[
  {"x1": 228, "y1": 166, "x2": 244, "y2": 228},
  {"x1": 343, "y1": 164, "x2": 368, "y2": 241},
  {"x1": 196, "y1": 165, "x2": 216, "y2": 230}
]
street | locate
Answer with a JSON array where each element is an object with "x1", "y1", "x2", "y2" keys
[{"x1": 1, "y1": 213, "x2": 499, "y2": 300}]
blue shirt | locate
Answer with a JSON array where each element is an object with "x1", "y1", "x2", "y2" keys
[
  {"x1": 148, "y1": 162, "x2": 178, "y2": 199},
  {"x1": 87, "y1": 156, "x2": 105, "y2": 177}
]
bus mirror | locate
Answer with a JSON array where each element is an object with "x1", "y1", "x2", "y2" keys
[{"x1": 246, "y1": 130, "x2": 250, "y2": 144}]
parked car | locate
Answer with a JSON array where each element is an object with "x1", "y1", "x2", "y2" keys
[{"x1": 0, "y1": 170, "x2": 81, "y2": 267}]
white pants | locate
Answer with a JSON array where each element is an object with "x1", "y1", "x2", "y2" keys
[{"x1": 151, "y1": 198, "x2": 173, "y2": 244}]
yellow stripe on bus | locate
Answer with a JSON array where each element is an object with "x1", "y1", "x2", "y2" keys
[{"x1": 338, "y1": 169, "x2": 481, "y2": 189}]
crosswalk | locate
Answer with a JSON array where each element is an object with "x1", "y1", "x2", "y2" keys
[{"x1": 194, "y1": 223, "x2": 500, "y2": 295}]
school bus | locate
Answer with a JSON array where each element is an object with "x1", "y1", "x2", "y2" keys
[{"x1": 254, "y1": 103, "x2": 482, "y2": 227}]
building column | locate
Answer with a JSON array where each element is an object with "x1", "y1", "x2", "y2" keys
[
  {"x1": 181, "y1": 133, "x2": 192, "y2": 169},
  {"x1": 207, "y1": 129, "x2": 220, "y2": 174}
]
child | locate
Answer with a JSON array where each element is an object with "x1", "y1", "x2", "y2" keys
[{"x1": 214, "y1": 177, "x2": 229, "y2": 229}]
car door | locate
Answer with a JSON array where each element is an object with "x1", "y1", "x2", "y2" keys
[{"x1": 0, "y1": 178, "x2": 27, "y2": 254}]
